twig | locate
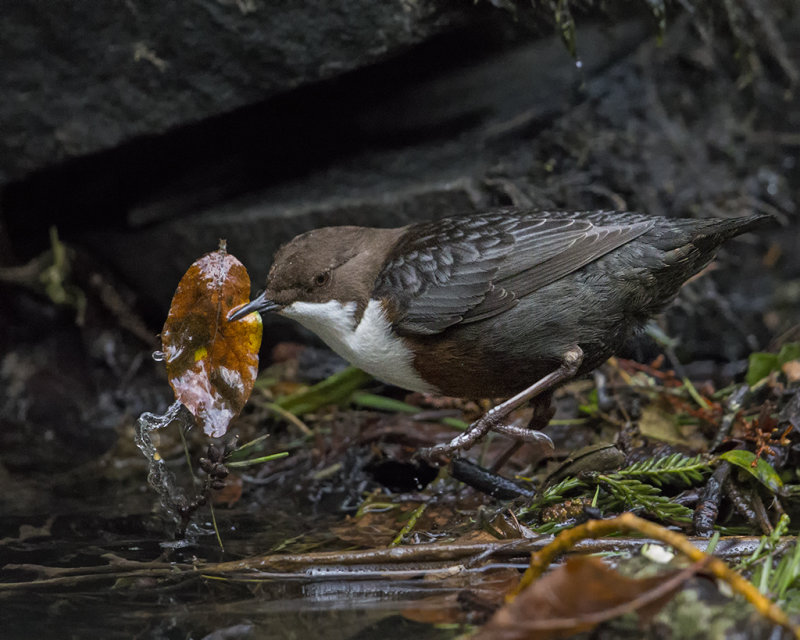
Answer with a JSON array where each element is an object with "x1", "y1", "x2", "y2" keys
[
  {"x1": 510, "y1": 512, "x2": 798, "y2": 638},
  {"x1": 391, "y1": 503, "x2": 427, "y2": 547},
  {"x1": 2, "y1": 535, "x2": 794, "y2": 593}
]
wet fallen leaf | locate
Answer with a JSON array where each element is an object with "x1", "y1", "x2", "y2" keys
[
  {"x1": 212, "y1": 473, "x2": 243, "y2": 508},
  {"x1": 402, "y1": 568, "x2": 520, "y2": 625},
  {"x1": 333, "y1": 501, "x2": 460, "y2": 547},
  {"x1": 638, "y1": 405, "x2": 688, "y2": 445},
  {"x1": 475, "y1": 555, "x2": 688, "y2": 640},
  {"x1": 331, "y1": 511, "x2": 400, "y2": 547},
  {"x1": 161, "y1": 242, "x2": 262, "y2": 437},
  {"x1": 719, "y1": 450, "x2": 784, "y2": 493}
]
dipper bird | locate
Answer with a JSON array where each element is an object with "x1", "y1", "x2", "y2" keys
[{"x1": 229, "y1": 209, "x2": 769, "y2": 461}]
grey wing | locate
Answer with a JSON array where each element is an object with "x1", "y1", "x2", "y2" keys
[{"x1": 374, "y1": 211, "x2": 654, "y2": 336}]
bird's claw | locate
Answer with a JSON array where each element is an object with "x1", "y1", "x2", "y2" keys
[
  {"x1": 419, "y1": 426, "x2": 553, "y2": 468},
  {"x1": 417, "y1": 443, "x2": 454, "y2": 467},
  {"x1": 491, "y1": 423, "x2": 554, "y2": 448}
]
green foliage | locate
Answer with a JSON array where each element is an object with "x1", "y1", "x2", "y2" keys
[
  {"x1": 746, "y1": 342, "x2": 800, "y2": 387},
  {"x1": 737, "y1": 515, "x2": 790, "y2": 566},
  {"x1": 681, "y1": 377, "x2": 711, "y2": 410},
  {"x1": 350, "y1": 391, "x2": 469, "y2": 430},
  {"x1": 757, "y1": 540, "x2": 800, "y2": 602},
  {"x1": 739, "y1": 516, "x2": 800, "y2": 612},
  {"x1": 226, "y1": 452, "x2": 289, "y2": 468},
  {"x1": 613, "y1": 453, "x2": 711, "y2": 487},
  {"x1": 530, "y1": 520, "x2": 578, "y2": 535},
  {"x1": 518, "y1": 476, "x2": 585, "y2": 518},
  {"x1": 527, "y1": 0, "x2": 669, "y2": 55},
  {"x1": 643, "y1": 0, "x2": 666, "y2": 34},
  {"x1": 225, "y1": 434, "x2": 270, "y2": 462},
  {"x1": 719, "y1": 450, "x2": 784, "y2": 494},
  {"x1": 578, "y1": 388, "x2": 599, "y2": 416},
  {"x1": 554, "y1": 0, "x2": 577, "y2": 58},
  {"x1": 518, "y1": 454, "x2": 710, "y2": 525},
  {"x1": 486, "y1": 1, "x2": 797, "y2": 87},
  {"x1": 276, "y1": 366, "x2": 372, "y2": 415},
  {"x1": 34, "y1": 226, "x2": 87, "y2": 324},
  {"x1": 350, "y1": 391, "x2": 422, "y2": 414},
  {"x1": 595, "y1": 475, "x2": 695, "y2": 522}
]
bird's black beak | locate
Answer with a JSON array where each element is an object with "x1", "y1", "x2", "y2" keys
[{"x1": 227, "y1": 291, "x2": 281, "y2": 321}]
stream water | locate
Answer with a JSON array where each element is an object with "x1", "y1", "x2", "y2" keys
[{"x1": 2, "y1": 400, "x2": 472, "y2": 640}]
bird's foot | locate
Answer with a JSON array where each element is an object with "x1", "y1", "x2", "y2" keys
[
  {"x1": 418, "y1": 346, "x2": 583, "y2": 467},
  {"x1": 419, "y1": 411, "x2": 498, "y2": 466},
  {"x1": 419, "y1": 421, "x2": 552, "y2": 466}
]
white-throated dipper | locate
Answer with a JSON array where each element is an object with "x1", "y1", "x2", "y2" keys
[{"x1": 229, "y1": 208, "x2": 770, "y2": 462}]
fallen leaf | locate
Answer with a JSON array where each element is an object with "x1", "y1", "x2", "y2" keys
[
  {"x1": 161, "y1": 243, "x2": 262, "y2": 437},
  {"x1": 331, "y1": 511, "x2": 399, "y2": 547},
  {"x1": 332, "y1": 501, "x2": 460, "y2": 547},
  {"x1": 638, "y1": 405, "x2": 688, "y2": 445},
  {"x1": 212, "y1": 473, "x2": 243, "y2": 507},
  {"x1": 718, "y1": 449, "x2": 783, "y2": 493},
  {"x1": 475, "y1": 555, "x2": 689, "y2": 640},
  {"x1": 403, "y1": 568, "x2": 520, "y2": 625}
]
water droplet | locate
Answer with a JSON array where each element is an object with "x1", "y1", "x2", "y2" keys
[
  {"x1": 152, "y1": 350, "x2": 165, "y2": 361},
  {"x1": 575, "y1": 59, "x2": 583, "y2": 69},
  {"x1": 134, "y1": 401, "x2": 190, "y2": 527}
]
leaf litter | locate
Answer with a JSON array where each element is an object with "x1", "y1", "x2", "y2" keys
[
  {"x1": 10, "y1": 251, "x2": 800, "y2": 638},
  {"x1": 145, "y1": 281, "x2": 800, "y2": 635}
]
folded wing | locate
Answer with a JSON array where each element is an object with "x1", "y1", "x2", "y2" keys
[{"x1": 373, "y1": 210, "x2": 653, "y2": 336}]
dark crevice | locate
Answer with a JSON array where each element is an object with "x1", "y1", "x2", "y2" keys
[{"x1": 1, "y1": 16, "x2": 539, "y2": 261}]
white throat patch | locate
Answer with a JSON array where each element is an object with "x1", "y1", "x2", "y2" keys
[{"x1": 280, "y1": 299, "x2": 435, "y2": 393}]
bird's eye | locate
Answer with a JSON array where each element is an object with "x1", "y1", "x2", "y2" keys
[{"x1": 313, "y1": 271, "x2": 330, "y2": 287}]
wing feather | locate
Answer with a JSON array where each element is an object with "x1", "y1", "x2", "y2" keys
[{"x1": 373, "y1": 210, "x2": 654, "y2": 336}]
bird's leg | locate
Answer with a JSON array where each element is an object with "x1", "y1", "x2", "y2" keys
[
  {"x1": 489, "y1": 390, "x2": 555, "y2": 472},
  {"x1": 421, "y1": 346, "x2": 583, "y2": 465}
]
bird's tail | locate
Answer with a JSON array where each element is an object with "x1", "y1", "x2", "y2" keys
[
  {"x1": 655, "y1": 213, "x2": 773, "y2": 280},
  {"x1": 690, "y1": 213, "x2": 775, "y2": 251},
  {"x1": 637, "y1": 213, "x2": 773, "y2": 319}
]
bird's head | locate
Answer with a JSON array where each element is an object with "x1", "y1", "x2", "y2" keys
[{"x1": 228, "y1": 225, "x2": 403, "y2": 322}]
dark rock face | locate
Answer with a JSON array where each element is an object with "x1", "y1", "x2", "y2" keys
[
  {"x1": 3, "y1": 14, "x2": 650, "y2": 308},
  {"x1": 0, "y1": 0, "x2": 468, "y2": 182},
  {"x1": 1, "y1": 2, "x2": 798, "y2": 361}
]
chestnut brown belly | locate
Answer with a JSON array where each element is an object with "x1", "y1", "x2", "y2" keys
[{"x1": 405, "y1": 311, "x2": 628, "y2": 398}]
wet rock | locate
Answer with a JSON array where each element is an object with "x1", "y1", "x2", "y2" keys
[
  {"x1": 73, "y1": 19, "x2": 647, "y2": 311},
  {"x1": 0, "y1": 1, "x2": 474, "y2": 182}
]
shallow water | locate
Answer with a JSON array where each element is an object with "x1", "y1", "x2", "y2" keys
[{"x1": 0, "y1": 441, "x2": 475, "y2": 640}]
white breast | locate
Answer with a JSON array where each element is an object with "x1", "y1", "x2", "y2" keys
[{"x1": 280, "y1": 299, "x2": 436, "y2": 393}]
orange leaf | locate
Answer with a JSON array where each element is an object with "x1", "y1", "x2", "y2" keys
[{"x1": 161, "y1": 243, "x2": 262, "y2": 437}]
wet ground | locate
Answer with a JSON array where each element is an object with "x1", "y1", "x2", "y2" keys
[
  {"x1": 2, "y1": 290, "x2": 799, "y2": 639},
  {"x1": 2, "y1": 4, "x2": 800, "y2": 639}
]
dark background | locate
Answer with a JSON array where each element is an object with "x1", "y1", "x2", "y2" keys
[
  {"x1": 1, "y1": 3, "x2": 799, "y2": 638},
  {"x1": 1, "y1": 0, "x2": 798, "y2": 514}
]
